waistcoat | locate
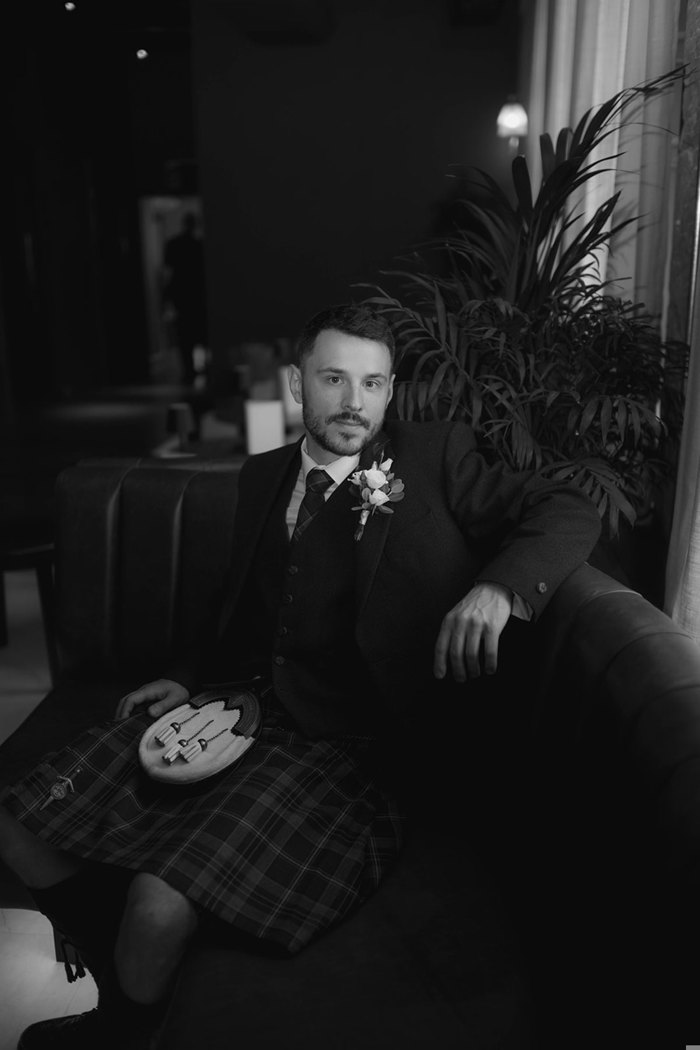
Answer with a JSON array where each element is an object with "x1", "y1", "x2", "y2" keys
[{"x1": 217, "y1": 460, "x2": 377, "y2": 739}]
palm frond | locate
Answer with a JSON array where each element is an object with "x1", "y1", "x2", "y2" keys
[{"x1": 358, "y1": 67, "x2": 688, "y2": 535}]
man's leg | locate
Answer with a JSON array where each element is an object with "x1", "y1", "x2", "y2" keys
[
  {"x1": 73, "y1": 874, "x2": 200, "y2": 1044},
  {"x1": 0, "y1": 806, "x2": 127, "y2": 981},
  {"x1": 0, "y1": 810, "x2": 199, "y2": 988},
  {"x1": 113, "y1": 872, "x2": 199, "y2": 1004},
  {"x1": 0, "y1": 805, "x2": 81, "y2": 887},
  {"x1": 4, "y1": 814, "x2": 200, "y2": 1047}
]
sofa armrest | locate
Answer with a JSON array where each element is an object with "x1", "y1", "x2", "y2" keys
[{"x1": 534, "y1": 560, "x2": 700, "y2": 882}]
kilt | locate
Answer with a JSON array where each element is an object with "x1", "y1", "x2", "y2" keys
[{"x1": 1, "y1": 710, "x2": 405, "y2": 954}]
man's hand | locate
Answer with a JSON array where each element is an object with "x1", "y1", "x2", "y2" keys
[
  {"x1": 434, "y1": 582, "x2": 513, "y2": 681},
  {"x1": 116, "y1": 679, "x2": 190, "y2": 721}
]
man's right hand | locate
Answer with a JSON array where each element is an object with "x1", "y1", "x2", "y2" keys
[{"x1": 116, "y1": 679, "x2": 190, "y2": 721}]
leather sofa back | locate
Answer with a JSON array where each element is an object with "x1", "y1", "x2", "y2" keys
[
  {"x1": 52, "y1": 457, "x2": 700, "y2": 887},
  {"x1": 54, "y1": 459, "x2": 241, "y2": 680}
]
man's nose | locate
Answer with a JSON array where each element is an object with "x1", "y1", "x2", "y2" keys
[{"x1": 342, "y1": 384, "x2": 363, "y2": 410}]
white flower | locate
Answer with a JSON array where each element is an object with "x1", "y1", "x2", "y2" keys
[
  {"x1": 364, "y1": 468, "x2": 387, "y2": 489},
  {"x1": 368, "y1": 489, "x2": 390, "y2": 506},
  {"x1": 348, "y1": 453, "x2": 405, "y2": 541}
]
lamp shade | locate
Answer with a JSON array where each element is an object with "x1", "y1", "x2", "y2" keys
[{"x1": 496, "y1": 100, "x2": 528, "y2": 139}]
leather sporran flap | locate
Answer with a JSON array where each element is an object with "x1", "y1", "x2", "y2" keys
[{"x1": 138, "y1": 686, "x2": 262, "y2": 784}]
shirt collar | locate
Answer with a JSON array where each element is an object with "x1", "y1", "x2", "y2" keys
[{"x1": 300, "y1": 438, "x2": 360, "y2": 488}]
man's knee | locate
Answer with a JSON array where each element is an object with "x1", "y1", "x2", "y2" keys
[
  {"x1": 124, "y1": 872, "x2": 198, "y2": 941},
  {"x1": 0, "y1": 806, "x2": 81, "y2": 886},
  {"x1": 0, "y1": 807, "x2": 30, "y2": 872},
  {"x1": 0, "y1": 805, "x2": 26, "y2": 849}
]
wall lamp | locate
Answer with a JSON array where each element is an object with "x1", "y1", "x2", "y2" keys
[{"x1": 497, "y1": 97, "x2": 528, "y2": 151}]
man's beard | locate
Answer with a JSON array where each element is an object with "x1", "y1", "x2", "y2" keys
[{"x1": 303, "y1": 406, "x2": 382, "y2": 457}]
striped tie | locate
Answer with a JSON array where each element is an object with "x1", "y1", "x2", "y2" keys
[{"x1": 292, "y1": 468, "x2": 333, "y2": 543}]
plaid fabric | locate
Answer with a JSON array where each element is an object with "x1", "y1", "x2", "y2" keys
[
  {"x1": 2, "y1": 711, "x2": 404, "y2": 954},
  {"x1": 292, "y1": 468, "x2": 333, "y2": 543}
]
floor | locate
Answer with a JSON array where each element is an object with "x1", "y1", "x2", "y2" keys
[{"x1": 0, "y1": 570, "x2": 98, "y2": 1050}]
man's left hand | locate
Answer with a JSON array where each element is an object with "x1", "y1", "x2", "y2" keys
[{"x1": 433, "y1": 582, "x2": 513, "y2": 681}]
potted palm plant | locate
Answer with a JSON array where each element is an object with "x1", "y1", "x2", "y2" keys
[{"x1": 361, "y1": 68, "x2": 687, "y2": 556}]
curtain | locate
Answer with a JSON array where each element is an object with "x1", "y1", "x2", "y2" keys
[
  {"x1": 518, "y1": 0, "x2": 700, "y2": 633},
  {"x1": 518, "y1": 0, "x2": 682, "y2": 319},
  {"x1": 665, "y1": 176, "x2": 700, "y2": 637}
]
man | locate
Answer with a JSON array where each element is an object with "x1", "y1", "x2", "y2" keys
[
  {"x1": 162, "y1": 212, "x2": 207, "y2": 386},
  {"x1": 0, "y1": 303, "x2": 601, "y2": 1049}
]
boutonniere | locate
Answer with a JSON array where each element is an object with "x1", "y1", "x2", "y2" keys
[{"x1": 349, "y1": 457, "x2": 405, "y2": 541}]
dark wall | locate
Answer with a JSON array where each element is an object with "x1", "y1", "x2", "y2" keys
[
  {"x1": 0, "y1": 2, "x2": 194, "y2": 408},
  {"x1": 191, "y1": 0, "x2": 519, "y2": 359},
  {"x1": 0, "y1": 0, "x2": 519, "y2": 410}
]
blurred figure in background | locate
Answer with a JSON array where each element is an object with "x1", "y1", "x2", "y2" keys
[{"x1": 162, "y1": 212, "x2": 207, "y2": 386}]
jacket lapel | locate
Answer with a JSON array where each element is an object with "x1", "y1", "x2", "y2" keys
[
  {"x1": 354, "y1": 432, "x2": 395, "y2": 617},
  {"x1": 217, "y1": 439, "x2": 301, "y2": 634},
  {"x1": 237, "y1": 439, "x2": 301, "y2": 553}
]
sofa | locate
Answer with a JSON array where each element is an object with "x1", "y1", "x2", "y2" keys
[{"x1": 1, "y1": 457, "x2": 699, "y2": 1048}]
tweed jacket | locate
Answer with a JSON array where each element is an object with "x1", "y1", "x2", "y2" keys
[{"x1": 203, "y1": 419, "x2": 601, "y2": 729}]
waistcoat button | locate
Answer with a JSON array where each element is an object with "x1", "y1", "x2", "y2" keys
[
  {"x1": 288, "y1": 564, "x2": 299, "y2": 575},
  {"x1": 282, "y1": 593, "x2": 293, "y2": 604},
  {"x1": 274, "y1": 655, "x2": 286, "y2": 666}
]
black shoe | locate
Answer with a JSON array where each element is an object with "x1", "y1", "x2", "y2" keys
[{"x1": 16, "y1": 1009, "x2": 153, "y2": 1050}]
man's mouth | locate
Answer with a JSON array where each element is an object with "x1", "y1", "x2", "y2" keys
[{"x1": 332, "y1": 416, "x2": 368, "y2": 429}]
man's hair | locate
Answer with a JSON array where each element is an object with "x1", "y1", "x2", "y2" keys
[{"x1": 294, "y1": 303, "x2": 396, "y2": 368}]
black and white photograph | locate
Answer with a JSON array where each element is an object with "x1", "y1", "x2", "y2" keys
[{"x1": 0, "y1": 1, "x2": 697, "y2": 1048}]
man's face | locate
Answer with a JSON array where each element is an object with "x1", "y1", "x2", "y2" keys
[{"x1": 289, "y1": 329, "x2": 395, "y2": 463}]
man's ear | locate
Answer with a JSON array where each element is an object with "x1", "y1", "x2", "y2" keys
[{"x1": 289, "y1": 364, "x2": 303, "y2": 405}]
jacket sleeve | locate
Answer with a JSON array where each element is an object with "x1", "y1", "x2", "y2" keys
[{"x1": 442, "y1": 423, "x2": 602, "y2": 619}]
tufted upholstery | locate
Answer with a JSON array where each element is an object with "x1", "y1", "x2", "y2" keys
[
  {"x1": 52, "y1": 459, "x2": 241, "y2": 680},
  {"x1": 1, "y1": 458, "x2": 698, "y2": 1046}
]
